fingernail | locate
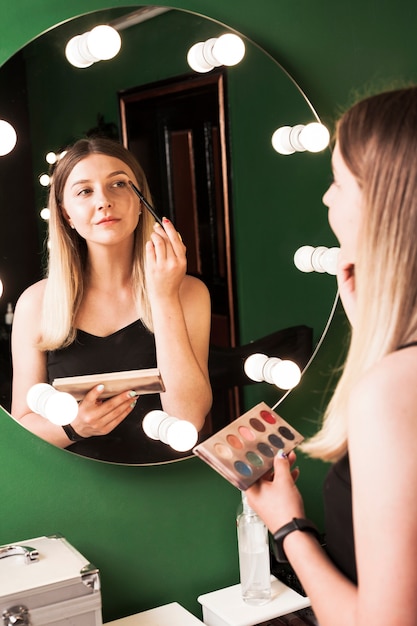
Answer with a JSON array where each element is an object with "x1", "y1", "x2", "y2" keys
[
  {"x1": 97, "y1": 384, "x2": 104, "y2": 392},
  {"x1": 128, "y1": 391, "x2": 138, "y2": 398},
  {"x1": 130, "y1": 400, "x2": 138, "y2": 409},
  {"x1": 277, "y1": 449, "x2": 287, "y2": 459},
  {"x1": 162, "y1": 217, "x2": 170, "y2": 223}
]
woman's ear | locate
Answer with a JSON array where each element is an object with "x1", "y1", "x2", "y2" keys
[{"x1": 61, "y1": 206, "x2": 75, "y2": 229}]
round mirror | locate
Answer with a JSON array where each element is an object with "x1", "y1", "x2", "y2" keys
[{"x1": 0, "y1": 6, "x2": 336, "y2": 465}]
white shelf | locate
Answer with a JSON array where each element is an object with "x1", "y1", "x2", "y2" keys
[{"x1": 198, "y1": 576, "x2": 311, "y2": 626}]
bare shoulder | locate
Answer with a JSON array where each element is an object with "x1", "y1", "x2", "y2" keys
[
  {"x1": 349, "y1": 346, "x2": 417, "y2": 443},
  {"x1": 180, "y1": 274, "x2": 210, "y2": 304},
  {"x1": 15, "y1": 279, "x2": 46, "y2": 308},
  {"x1": 14, "y1": 279, "x2": 46, "y2": 323}
]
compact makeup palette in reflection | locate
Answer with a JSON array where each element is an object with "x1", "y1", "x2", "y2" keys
[{"x1": 193, "y1": 402, "x2": 304, "y2": 490}]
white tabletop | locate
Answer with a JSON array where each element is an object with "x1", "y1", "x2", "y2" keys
[{"x1": 105, "y1": 602, "x2": 204, "y2": 626}]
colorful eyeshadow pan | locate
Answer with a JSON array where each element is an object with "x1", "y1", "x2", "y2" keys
[{"x1": 193, "y1": 402, "x2": 304, "y2": 491}]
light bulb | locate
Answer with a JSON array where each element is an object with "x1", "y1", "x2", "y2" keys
[
  {"x1": 0, "y1": 120, "x2": 17, "y2": 156},
  {"x1": 27, "y1": 383, "x2": 78, "y2": 425},
  {"x1": 87, "y1": 25, "x2": 121, "y2": 61},
  {"x1": 187, "y1": 42, "x2": 213, "y2": 73},
  {"x1": 65, "y1": 35, "x2": 94, "y2": 68},
  {"x1": 299, "y1": 122, "x2": 330, "y2": 153},
  {"x1": 212, "y1": 34, "x2": 245, "y2": 66},
  {"x1": 39, "y1": 173, "x2": 50, "y2": 187},
  {"x1": 268, "y1": 359, "x2": 301, "y2": 390},
  {"x1": 142, "y1": 410, "x2": 198, "y2": 452},
  {"x1": 244, "y1": 353, "x2": 269, "y2": 382},
  {"x1": 271, "y1": 126, "x2": 295, "y2": 155},
  {"x1": 40, "y1": 208, "x2": 50, "y2": 220},
  {"x1": 244, "y1": 353, "x2": 301, "y2": 390},
  {"x1": 294, "y1": 245, "x2": 339, "y2": 275},
  {"x1": 45, "y1": 151, "x2": 57, "y2": 165}
]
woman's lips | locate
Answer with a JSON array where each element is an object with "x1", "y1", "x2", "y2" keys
[{"x1": 96, "y1": 216, "x2": 119, "y2": 225}]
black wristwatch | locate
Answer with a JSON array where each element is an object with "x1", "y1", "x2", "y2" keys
[
  {"x1": 62, "y1": 424, "x2": 85, "y2": 442},
  {"x1": 273, "y1": 517, "x2": 321, "y2": 563}
]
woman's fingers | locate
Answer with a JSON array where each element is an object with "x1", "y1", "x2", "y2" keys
[{"x1": 74, "y1": 389, "x2": 139, "y2": 437}]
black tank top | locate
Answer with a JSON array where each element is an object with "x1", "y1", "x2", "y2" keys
[
  {"x1": 323, "y1": 340, "x2": 417, "y2": 583},
  {"x1": 47, "y1": 320, "x2": 191, "y2": 464}
]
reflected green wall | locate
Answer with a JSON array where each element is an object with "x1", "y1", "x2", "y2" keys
[{"x1": 1, "y1": 0, "x2": 416, "y2": 621}]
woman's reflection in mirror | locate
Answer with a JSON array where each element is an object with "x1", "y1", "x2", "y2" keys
[{"x1": 11, "y1": 137, "x2": 212, "y2": 464}]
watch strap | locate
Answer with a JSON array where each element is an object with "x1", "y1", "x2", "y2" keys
[
  {"x1": 62, "y1": 423, "x2": 85, "y2": 442},
  {"x1": 273, "y1": 517, "x2": 321, "y2": 563}
]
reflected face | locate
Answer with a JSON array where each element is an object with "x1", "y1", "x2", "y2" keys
[
  {"x1": 322, "y1": 142, "x2": 362, "y2": 264},
  {"x1": 61, "y1": 154, "x2": 141, "y2": 246}
]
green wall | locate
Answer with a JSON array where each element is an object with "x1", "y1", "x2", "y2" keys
[{"x1": 0, "y1": 0, "x2": 416, "y2": 621}]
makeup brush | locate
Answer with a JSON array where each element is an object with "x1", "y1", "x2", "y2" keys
[{"x1": 128, "y1": 180, "x2": 163, "y2": 226}]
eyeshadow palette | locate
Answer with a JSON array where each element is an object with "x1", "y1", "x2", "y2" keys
[{"x1": 193, "y1": 402, "x2": 304, "y2": 490}]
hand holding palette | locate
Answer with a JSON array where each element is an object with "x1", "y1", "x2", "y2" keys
[{"x1": 193, "y1": 402, "x2": 304, "y2": 490}]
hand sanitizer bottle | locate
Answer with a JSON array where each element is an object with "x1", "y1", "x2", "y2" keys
[{"x1": 237, "y1": 491, "x2": 272, "y2": 605}]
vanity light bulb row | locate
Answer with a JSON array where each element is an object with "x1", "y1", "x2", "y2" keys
[
  {"x1": 294, "y1": 245, "x2": 340, "y2": 275},
  {"x1": 65, "y1": 24, "x2": 122, "y2": 69},
  {"x1": 244, "y1": 354, "x2": 301, "y2": 390},
  {"x1": 272, "y1": 122, "x2": 330, "y2": 155}
]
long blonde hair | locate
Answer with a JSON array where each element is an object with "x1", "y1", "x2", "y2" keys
[
  {"x1": 38, "y1": 137, "x2": 155, "y2": 350},
  {"x1": 302, "y1": 86, "x2": 417, "y2": 462}
]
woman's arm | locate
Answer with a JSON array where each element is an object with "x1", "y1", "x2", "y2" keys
[
  {"x1": 146, "y1": 218, "x2": 212, "y2": 430},
  {"x1": 247, "y1": 349, "x2": 417, "y2": 625},
  {"x1": 11, "y1": 281, "x2": 141, "y2": 446}
]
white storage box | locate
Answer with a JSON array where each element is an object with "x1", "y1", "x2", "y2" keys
[{"x1": 0, "y1": 535, "x2": 102, "y2": 626}]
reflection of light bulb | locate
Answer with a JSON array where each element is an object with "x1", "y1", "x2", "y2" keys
[
  {"x1": 294, "y1": 245, "x2": 339, "y2": 275},
  {"x1": 213, "y1": 34, "x2": 245, "y2": 66},
  {"x1": 0, "y1": 279, "x2": 3, "y2": 298},
  {"x1": 142, "y1": 410, "x2": 198, "y2": 451},
  {"x1": 299, "y1": 123, "x2": 330, "y2": 152},
  {"x1": 187, "y1": 33, "x2": 245, "y2": 73},
  {"x1": 244, "y1": 353, "x2": 301, "y2": 390},
  {"x1": 65, "y1": 25, "x2": 121, "y2": 68},
  {"x1": 27, "y1": 383, "x2": 78, "y2": 425},
  {"x1": 272, "y1": 122, "x2": 330, "y2": 155},
  {"x1": 0, "y1": 120, "x2": 17, "y2": 156},
  {"x1": 39, "y1": 173, "x2": 50, "y2": 187},
  {"x1": 46, "y1": 151, "x2": 57, "y2": 165},
  {"x1": 244, "y1": 353, "x2": 268, "y2": 382},
  {"x1": 87, "y1": 25, "x2": 122, "y2": 61}
]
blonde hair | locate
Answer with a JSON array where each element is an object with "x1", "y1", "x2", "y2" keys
[
  {"x1": 302, "y1": 86, "x2": 417, "y2": 462},
  {"x1": 38, "y1": 137, "x2": 155, "y2": 350}
]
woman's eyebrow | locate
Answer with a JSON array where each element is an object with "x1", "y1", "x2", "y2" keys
[
  {"x1": 107, "y1": 169, "x2": 130, "y2": 178},
  {"x1": 71, "y1": 170, "x2": 130, "y2": 188}
]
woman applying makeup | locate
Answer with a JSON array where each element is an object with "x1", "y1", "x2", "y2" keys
[
  {"x1": 11, "y1": 137, "x2": 212, "y2": 463},
  {"x1": 247, "y1": 86, "x2": 417, "y2": 624}
]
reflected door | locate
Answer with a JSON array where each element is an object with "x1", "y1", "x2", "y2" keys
[{"x1": 119, "y1": 70, "x2": 239, "y2": 433}]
